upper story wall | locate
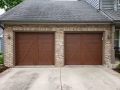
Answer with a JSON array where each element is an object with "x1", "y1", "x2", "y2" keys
[
  {"x1": 118, "y1": 3, "x2": 120, "y2": 10},
  {"x1": 118, "y1": 6, "x2": 120, "y2": 10},
  {"x1": 101, "y1": 0, "x2": 114, "y2": 10},
  {"x1": 85, "y1": 0, "x2": 100, "y2": 9},
  {"x1": 102, "y1": 0, "x2": 120, "y2": 10},
  {"x1": 85, "y1": 0, "x2": 120, "y2": 11}
]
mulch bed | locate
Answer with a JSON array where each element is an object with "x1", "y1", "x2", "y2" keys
[
  {"x1": 113, "y1": 69, "x2": 120, "y2": 73},
  {"x1": 0, "y1": 65, "x2": 9, "y2": 73}
]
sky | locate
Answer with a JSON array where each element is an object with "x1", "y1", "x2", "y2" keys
[{"x1": 0, "y1": 9, "x2": 5, "y2": 15}]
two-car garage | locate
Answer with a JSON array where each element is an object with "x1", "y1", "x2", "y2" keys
[
  {"x1": 1, "y1": 0, "x2": 113, "y2": 68},
  {"x1": 15, "y1": 32, "x2": 103, "y2": 65}
]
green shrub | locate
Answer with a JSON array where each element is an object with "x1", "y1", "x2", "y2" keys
[
  {"x1": 0, "y1": 52, "x2": 3, "y2": 55},
  {"x1": 116, "y1": 64, "x2": 120, "y2": 69},
  {"x1": 0, "y1": 55, "x2": 3, "y2": 64}
]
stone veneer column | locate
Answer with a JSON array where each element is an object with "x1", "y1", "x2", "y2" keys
[
  {"x1": 111, "y1": 25, "x2": 115, "y2": 64},
  {"x1": 104, "y1": 30, "x2": 112, "y2": 68},
  {"x1": 4, "y1": 27, "x2": 14, "y2": 67},
  {"x1": 55, "y1": 30, "x2": 64, "y2": 67}
]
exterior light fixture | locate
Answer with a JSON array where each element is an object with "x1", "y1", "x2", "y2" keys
[{"x1": 8, "y1": 34, "x2": 11, "y2": 39}]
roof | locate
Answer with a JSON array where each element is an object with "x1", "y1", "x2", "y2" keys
[
  {"x1": 0, "y1": 0, "x2": 111, "y2": 23},
  {"x1": 103, "y1": 10, "x2": 120, "y2": 22}
]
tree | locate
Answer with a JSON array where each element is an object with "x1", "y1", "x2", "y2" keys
[{"x1": 0, "y1": 0, "x2": 23, "y2": 11}]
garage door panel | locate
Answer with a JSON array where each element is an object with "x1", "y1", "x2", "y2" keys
[
  {"x1": 38, "y1": 33, "x2": 54, "y2": 65},
  {"x1": 65, "y1": 34, "x2": 81, "y2": 64},
  {"x1": 15, "y1": 32, "x2": 54, "y2": 65},
  {"x1": 80, "y1": 34, "x2": 102, "y2": 65},
  {"x1": 15, "y1": 33, "x2": 37, "y2": 65},
  {"x1": 65, "y1": 33, "x2": 102, "y2": 65}
]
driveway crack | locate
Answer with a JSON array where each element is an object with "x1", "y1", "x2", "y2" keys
[{"x1": 60, "y1": 67, "x2": 63, "y2": 90}]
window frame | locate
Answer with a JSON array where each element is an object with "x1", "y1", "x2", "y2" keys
[{"x1": 114, "y1": 30, "x2": 119, "y2": 48}]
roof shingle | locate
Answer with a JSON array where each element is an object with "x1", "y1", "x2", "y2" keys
[
  {"x1": 0, "y1": 0, "x2": 111, "y2": 23},
  {"x1": 103, "y1": 10, "x2": 120, "y2": 21}
]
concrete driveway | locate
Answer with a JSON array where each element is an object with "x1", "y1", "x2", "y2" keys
[{"x1": 0, "y1": 66, "x2": 120, "y2": 90}]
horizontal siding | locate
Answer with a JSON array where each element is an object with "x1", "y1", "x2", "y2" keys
[
  {"x1": 85, "y1": 0, "x2": 120, "y2": 10},
  {"x1": 102, "y1": 0, "x2": 114, "y2": 10},
  {"x1": 85, "y1": 0, "x2": 99, "y2": 9}
]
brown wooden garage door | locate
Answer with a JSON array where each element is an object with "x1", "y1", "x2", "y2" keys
[
  {"x1": 15, "y1": 32, "x2": 54, "y2": 65},
  {"x1": 65, "y1": 33, "x2": 102, "y2": 65}
]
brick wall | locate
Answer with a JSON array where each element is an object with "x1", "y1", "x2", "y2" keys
[{"x1": 4, "y1": 24, "x2": 112, "y2": 67}]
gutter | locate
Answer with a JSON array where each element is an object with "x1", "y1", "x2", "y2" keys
[
  {"x1": 0, "y1": 20, "x2": 112, "y2": 25},
  {"x1": 113, "y1": 21, "x2": 120, "y2": 24}
]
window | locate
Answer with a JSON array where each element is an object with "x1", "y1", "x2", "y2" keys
[
  {"x1": 114, "y1": 30, "x2": 120, "y2": 61},
  {"x1": 118, "y1": 0, "x2": 120, "y2": 5},
  {"x1": 114, "y1": 30, "x2": 119, "y2": 48}
]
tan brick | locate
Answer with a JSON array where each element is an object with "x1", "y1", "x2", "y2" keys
[{"x1": 4, "y1": 24, "x2": 112, "y2": 67}]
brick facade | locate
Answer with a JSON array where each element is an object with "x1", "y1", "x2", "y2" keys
[{"x1": 4, "y1": 24, "x2": 113, "y2": 67}]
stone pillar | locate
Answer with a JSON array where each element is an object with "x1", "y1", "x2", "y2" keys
[
  {"x1": 55, "y1": 30, "x2": 64, "y2": 67},
  {"x1": 111, "y1": 25, "x2": 115, "y2": 64},
  {"x1": 104, "y1": 30, "x2": 112, "y2": 68},
  {"x1": 4, "y1": 27, "x2": 14, "y2": 67}
]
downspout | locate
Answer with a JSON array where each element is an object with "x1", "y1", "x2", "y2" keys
[
  {"x1": 114, "y1": 0, "x2": 118, "y2": 11},
  {"x1": 99, "y1": 0, "x2": 102, "y2": 10},
  {"x1": 0, "y1": 23, "x2": 4, "y2": 30},
  {"x1": 99, "y1": 0, "x2": 101, "y2": 10}
]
